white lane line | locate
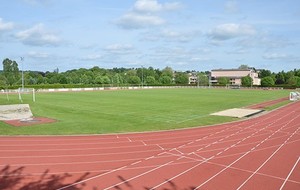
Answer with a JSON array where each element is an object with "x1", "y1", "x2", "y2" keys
[
  {"x1": 104, "y1": 161, "x2": 174, "y2": 190},
  {"x1": 237, "y1": 123, "x2": 300, "y2": 190},
  {"x1": 195, "y1": 114, "x2": 299, "y2": 190},
  {"x1": 279, "y1": 156, "x2": 300, "y2": 190},
  {"x1": 57, "y1": 165, "x2": 128, "y2": 190}
]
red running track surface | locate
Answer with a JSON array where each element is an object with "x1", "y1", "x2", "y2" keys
[{"x1": 0, "y1": 101, "x2": 299, "y2": 190}]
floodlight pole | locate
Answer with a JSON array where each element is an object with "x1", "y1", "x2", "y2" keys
[
  {"x1": 141, "y1": 65, "x2": 144, "y2": 88},
  {"x1": 20, "y1": 57, "x2": 24, "y2": 90}
]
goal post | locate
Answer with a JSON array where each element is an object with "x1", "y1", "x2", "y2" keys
[{"x1": 18, "y1": 88, "x2": 36, "y2": 102}]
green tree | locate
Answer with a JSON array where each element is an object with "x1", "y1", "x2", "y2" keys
[
  {"x1": 159, "y1": 76, "x2": 172, "y2": 84},
  {"x1": 238, "y1": 64, "x2": 249, "y2": 69},
  {"x1": 175, "y1": 72, "x2": 189, "y2": 84},
  {"x1": 197, "y1": 73, "x2": 209, "y2": 86},
  {"x1": 259, "y1": 69, "x2": 272, "y2": 78},
  {"x1": 287, "y1": 76, "x2": 300, "y2": 87},
  {"x1": 2, "y1": 58, "x2": 20, "y2": 85},
  {"x1": 145, "y1": 76, "x2": 156, "y2": 85},
  {"x1": 102, "y1": 76, "x2": 111, "y2": 84},
  {"x1": 241, "y1": 76, "x2": 252, "y2": 87},
  {"x1": 261, "y1": 76, "x2": 275, "y2": 87},
  {"x1": 128, "y1": 76, "x2": 141, "y2": 84},
  {"x1": 161, "y1": 66, "x2": 173, "y2": 78},
  {"x1": 218, "y1": 77, "x2": 229, "y2": 85},
  {"x1": 275, "y1": 72, "x2": 285, "y2": 85}
]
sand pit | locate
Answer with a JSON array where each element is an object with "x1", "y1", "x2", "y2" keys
[
  {"x1": 0, "y1": 104, "x2": 33, "y2": 121},
  {"x1": 0, "y1": 104, "x2": 56, "y2": 126},
  {"x1": 211, "y1": 108, "x2": 263, "y2": 118}
]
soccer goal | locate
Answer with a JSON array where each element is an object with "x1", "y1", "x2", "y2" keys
[
  {"x1": 18, "y1": 88, "x2": 36, "y2": 103},
  {"x1": 289, "y1": 91, "x2": 300, "y2": 101}
]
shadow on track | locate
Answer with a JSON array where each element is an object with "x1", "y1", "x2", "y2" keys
[{"x1": 0, "y1": 165, "x2": 89, "y2": 190}]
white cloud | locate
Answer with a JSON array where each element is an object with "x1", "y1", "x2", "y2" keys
[
  {"x1": 0, "y1": 18, "x2": 14, "y2": 31},
  {"x1": 208, "y1": 23, "x2": 256, "y2": 41},
  {"x1": 225, "y1": 1, "x2": 239, "y2": 14},
  {"x1": 262, "y1": 53, "x2": 289, "y2": 60},
  {"x1": 28, "y1": 51, "x2": 50, "y2": 58},
  {"x1": 81, "y1": 54, "x2": 103, "y2": 61},
  {"x1": 15, "y1": 23, "x2": 61, "y2": 46},
  {"x1": 103, "y1": 43, "x2": 136, "y2": 54},
  {"x1": 116, "y1": 13, "x2": 165, "y2": 29},
  {"x1": 133, "y1": 0, "x2": 182, "y2": 13},
  {"x1": 116, "y1": 0, "x2": 182, "y2": 29}
]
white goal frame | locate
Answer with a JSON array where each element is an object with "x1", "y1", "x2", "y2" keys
[{"x1": 18, "y1": 88, "x2": 36, "y2": 103}]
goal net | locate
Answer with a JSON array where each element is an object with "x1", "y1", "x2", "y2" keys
[
  {"x1": 18, "y1": 88, "x2": 36, "y2": 102},
  {"x1": 289, "y1": 91, "x2": 300, "y2": 101}
]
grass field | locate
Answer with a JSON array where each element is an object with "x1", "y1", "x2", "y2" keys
[{"x1": 0, "y1": 88, "x2": 289, "y2": 135}]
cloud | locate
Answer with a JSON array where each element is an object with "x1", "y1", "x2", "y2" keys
[
  {"x1": 81, "y1": 54, "x2": 103, "y2": 61},
  {"x1": 28, "y1": 51, "x2": 50, "y2": 58},
  {"x1": 262, "y1": 53, "x2": 289, "y2": 60},
  {"x1": 116, "y1": 13, "x2": 165, "y2": 29},
  {"x1": 133, "y1": 0, "x2": 181, "y2": 13},
  {"x1": 15, "y1": 23, "x2": 61, "y2": 46},
  {"x1": 116, "y1": 0, "x2": 182, "y2": 29},
  {"x1": 103, "y1": 43, "x2": 135, "y2": 54},
  {"x1": 208, "y1": 23, "x2": 256, "y2": 41},
  {"x1": 141, "y1": 29, "x2": 201, "y2": 43},
  {"x1": 0, "y1": 18, "x2": 14, "y2": 32},
  {"x1": 225, "y1": 1, "x2": 239, "y2": 14}
]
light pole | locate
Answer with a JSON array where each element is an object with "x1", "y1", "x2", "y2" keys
[
  {"x1": 141, "y1": 65, "x2": 144, "y2": 88},
  {"x1": 20, "y1": 57, "x2": 24, "y2": 90}
]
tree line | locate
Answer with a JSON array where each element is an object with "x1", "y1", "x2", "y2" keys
[{"x1": 1, "y1": 58, "x2": 299, "y2": 89}]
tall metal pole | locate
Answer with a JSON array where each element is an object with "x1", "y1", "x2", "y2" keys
[
  {"x1": 141, "y1": 65, "x2": 144, "y2": 88},
  {"x1": 20, "y1": 57, "x2": 24, "y2": 90}
]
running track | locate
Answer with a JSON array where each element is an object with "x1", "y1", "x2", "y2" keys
[{"x1": 0, "y1": 101, "x2": 300, "y2": 190}]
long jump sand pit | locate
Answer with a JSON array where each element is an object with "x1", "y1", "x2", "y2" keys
[
  {"x1": 0, "y1": 104, "x2": 56, "y2": 126},
  {"x1": 211, "y1": 108, "x2": 263, "y2": 118}
]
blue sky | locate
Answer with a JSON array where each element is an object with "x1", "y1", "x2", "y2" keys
[{"x1": 0, "y1": 0, "x2": 299, "y2": 72}]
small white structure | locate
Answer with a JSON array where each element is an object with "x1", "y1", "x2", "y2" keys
[{"x1": 289, "y1": 91, "x2": 300, "y2": 101}]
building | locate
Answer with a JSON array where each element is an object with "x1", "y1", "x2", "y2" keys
[
  {"x1": 188, "y1": 73, "x2": 198, "y2": 84},
  {"x1": 210, "y1": 69, "x2": 261, "y2": 86}
]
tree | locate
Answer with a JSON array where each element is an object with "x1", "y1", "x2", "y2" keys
[
  {"x1": 161, "y1": 66, "x2": 173, "y2": 78},
  {"x1": 197, "y1": 73, "x2": 209, "y2": 86},
  {"x1": 159, "y1": 76, "x2": 172, "y2": 84},
  {"x1": 241, "y1": 76, "x2": 252, "y2": 87},
  {"x1": 218, "y1": 77, "x2": 229, "y2": 85},
  {"x1": 287, "y1": 76, "x2": 300, "y2": 87},
  {"x1": 259, "y1": 69, "x2": 272, "y2": 78},
  {"x1": 2, "y1": 58, "x2": 20, "y2": 85},
  {"x1": 238, "y1": 64, "x2": 249, "y2": 69},
  {"x1": 128, "y1": 76, "x2": 141, "y2": 84},
  {"x1": 145, "y1": 76, "x2": 156, "y2": 85},
  {"x1": 275, "y1": 72, "x2": 285, "y2": 85},
  {"x1": 175, "y1": 72, "x2": 189, "y2": 84},
  {"x1": 261, "y1": 76, "x2": 275, "y2": 87}
]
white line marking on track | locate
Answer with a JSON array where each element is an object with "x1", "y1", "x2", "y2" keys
[
  {"x1": 57, "y1": 165, "x2": 128, "y2": 190},
  {"x1": 195, "y1": 115, "x2": 300, "y2": 190},
  {"x1": 104, "y1": 161, "x2": 174, "y2": 190},
  {"x1": 279, "y1": 156, "x2": 300, "y2": 190},
  {"x1": 237, "y1": 126, "x2": 300, "y2": 190}
]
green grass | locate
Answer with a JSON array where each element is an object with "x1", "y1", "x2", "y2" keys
[{"x1": 0, "y1": 88, "x2": 289, "y2": 135}]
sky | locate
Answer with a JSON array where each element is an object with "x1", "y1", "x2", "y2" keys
[{"x1": 0, "y1": 0, "x2": 299, "y2": 72}]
